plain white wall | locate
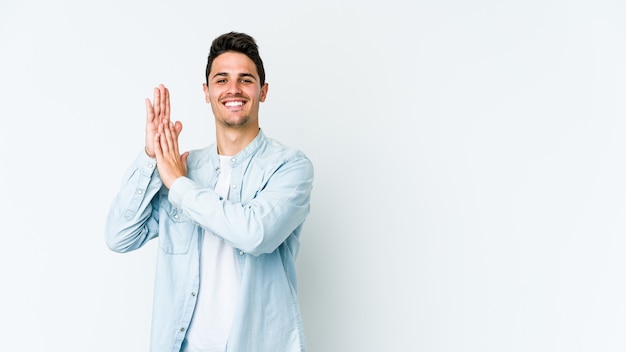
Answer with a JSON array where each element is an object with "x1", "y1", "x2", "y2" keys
[{"x1": 2, "y1": 0, "x2": 626, "y2": 351}]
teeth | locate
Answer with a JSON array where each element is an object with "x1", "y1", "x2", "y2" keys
[{"x1": 225, "y1": 101, "x2": 243, "y2": 107}]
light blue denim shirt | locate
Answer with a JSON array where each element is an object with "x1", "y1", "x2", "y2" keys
[{"x1": 105, "y1": 130, "x2": 313, "y2": 352}]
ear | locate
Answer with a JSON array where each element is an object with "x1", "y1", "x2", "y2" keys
[
  {"x1": 202, "y1": 83, "x2": 210, "y2": 103},
  {"x1": 259, "y1": 83, "x2": 269, "y2": 102}
]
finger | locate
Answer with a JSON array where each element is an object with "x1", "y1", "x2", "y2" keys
[
  {"x1": 159, "y1": 84, "x2": 167, "y2": 120},
  {"x1": 174, "y1": 120, "x2": 183, "y2": 134},
  {"x1": 145, "y1": 98, "x2": 155, "y2": 123},
  {"x1": 153, "y1": 132, "x2": 162, "y2": 160},
  {"x1": 158, "y1": 122, "x2": 171, "y2": 158},
  {"x1": 153, "y1": 87, "x2": 161, "y2": 119},
  {"x1": 159, "y1": 120, "x2": 169, "y2": 151},
  {"x1": 165, "y1": 86, "x2": 170, "y2": 119},
  {"x1": 158, "y1": 120, "x2": 172, "y2": 154},
  {"x1": 164, "y1": 121, "x2": 178, "y2": 155},
  {"x1": 168, "y1": 121, "x2": 180, "y2": 155}
]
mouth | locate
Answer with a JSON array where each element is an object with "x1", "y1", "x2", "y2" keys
[{"x1": 223, "y1": 99, "x2": 246, "y2": 111}]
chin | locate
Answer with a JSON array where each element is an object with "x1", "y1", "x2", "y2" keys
[{"x1": 223, "y1": 118, "x2": 250, "y2": 128}]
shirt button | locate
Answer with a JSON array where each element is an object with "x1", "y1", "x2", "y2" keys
[
  {"x1": 231, "y1": 184, "x2": 237, "y2": 189},
  {"x1": 136, "y1": 189, "x2": 143, "y2": 195},
  {"x1": 174, "y1": 214, "x2": 179, "y2": 219},
  {"x1": 231, "y1": 158, "x2": 236, "y2": 163},
  {"x1": 148, "y1": 164, "x2": 154, "y2": 169},
  {"x1": 180, "y1": 327, "x2": 185, "y2": 332},
  {"x1": 239, "y1": 250, "x2": 244, "y2": 255},
  {"x1": 191, "y1": 292, "x2": 196, "y2": 297}
]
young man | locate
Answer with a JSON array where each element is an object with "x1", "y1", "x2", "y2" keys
[{"x1": 105, "y1": 32, "x2": 314, "y2": 352}]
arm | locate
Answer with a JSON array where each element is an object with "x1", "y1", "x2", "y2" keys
[
  {"x1": 168, "y1": 156, "x2": 314, "y2": 256},
  {"x1": 104, "y1": 152, "x2": 163, "y2": 252},
  {"x1": 104, "y1": 84, "x2": 183, "y2": 252}
]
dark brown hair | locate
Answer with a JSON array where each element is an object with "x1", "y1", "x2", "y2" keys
[{"x1": 205, "y1": 32, "x2": 266, "y2": 86}]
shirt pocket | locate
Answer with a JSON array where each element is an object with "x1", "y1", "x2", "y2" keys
[{"x1": 158, "y1": 196, "x2": 196, "y2": 255}]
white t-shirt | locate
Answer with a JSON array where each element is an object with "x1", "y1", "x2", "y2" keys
[{"x1": 183, "y1": 155, "x2": 241, "y2": 352}]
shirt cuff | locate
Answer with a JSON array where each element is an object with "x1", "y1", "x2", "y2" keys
[{"x1": 168, "y1": 176, "x2": 196, "y2": 208}]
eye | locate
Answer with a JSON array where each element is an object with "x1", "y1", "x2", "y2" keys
[{"x1": 240, "y1": 78, "x2": 252, "y2": 84}]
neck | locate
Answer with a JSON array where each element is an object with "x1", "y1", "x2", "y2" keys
[{"x1": 216, "y1": 126, "x2": 259, "y2": 156}]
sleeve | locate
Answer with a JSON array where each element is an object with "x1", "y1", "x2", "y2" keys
[
  {"x1": 167, "y1": 155, "x2": 314, "y2": 256},
  {"x1": 104, "y1": 150, "x2": 164, "y2": 253}
]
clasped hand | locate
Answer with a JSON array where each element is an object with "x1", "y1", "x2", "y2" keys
[{"x1": 145, "y1": 84, "x2": 189, "y2": 188}]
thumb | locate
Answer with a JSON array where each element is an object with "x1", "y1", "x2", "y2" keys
[
  {"x1": 181, "y1": 151, "x2": 190, "y2": 174},
  {"x1": 181, "y1": 151, "x2": 190, "y2": 166},
  {"x1": 175, "y1": 120, "x2": 183, "y2": 134}
]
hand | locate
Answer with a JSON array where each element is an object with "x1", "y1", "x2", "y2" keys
[
  {"x1": 144, "y1": 84, "x2": 170, "y2": 158},
  {"x1": 154, "y1": 119, "x2": 189, "y2": 189}
]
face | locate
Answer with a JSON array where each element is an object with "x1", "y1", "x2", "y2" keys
[{"x1": 203, "y1": 51, "x2": 268, "y2": 130}]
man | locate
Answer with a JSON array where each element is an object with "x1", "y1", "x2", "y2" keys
[{"x1": 105, "y1": 32, "x2": 313, "y2": 352}]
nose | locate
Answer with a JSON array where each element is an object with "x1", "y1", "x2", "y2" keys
[{"x1": 226, "y1": 80, "x2": 242, "y2": 95}]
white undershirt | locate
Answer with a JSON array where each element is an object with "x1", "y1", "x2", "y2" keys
[{"x1": 183, "y1": 155, "x2": 241, "y2": 352}]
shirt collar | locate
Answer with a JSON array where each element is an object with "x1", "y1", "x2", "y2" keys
[{"x1": 210, "y1": 128, "x2": 266, "y2": 168}]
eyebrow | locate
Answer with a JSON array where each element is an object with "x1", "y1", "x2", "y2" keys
[{"x1": 212, "y1": 72, "x2": 257, "y2": 80}]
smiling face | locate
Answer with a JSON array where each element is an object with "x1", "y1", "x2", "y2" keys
[{"x1": 203, "y1": 51, "x2": 268, "y2": 131}]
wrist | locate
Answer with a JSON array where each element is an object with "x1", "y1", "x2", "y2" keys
[{"x1": 145, "y1": 146, "x2": 156, "y2": 158}]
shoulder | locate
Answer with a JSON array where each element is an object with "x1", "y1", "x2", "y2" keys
[
  {"x1": 255, "y1": 136, "x2": 314, "y2": 180},
  {"x1": 261, "y1": 137, "x2": 311, "y2": 165}
]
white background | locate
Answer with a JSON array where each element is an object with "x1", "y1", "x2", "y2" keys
[{"x1": 2, "y1": 0, "x2": 626, "y2": 351}]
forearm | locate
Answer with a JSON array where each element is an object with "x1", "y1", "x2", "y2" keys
[
  {"x1": 104, "y1": 151, "x2": 163, "y2": 253},
  {"x1": 168, "y1": 159, "x2": 313, "y2": 256}
]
